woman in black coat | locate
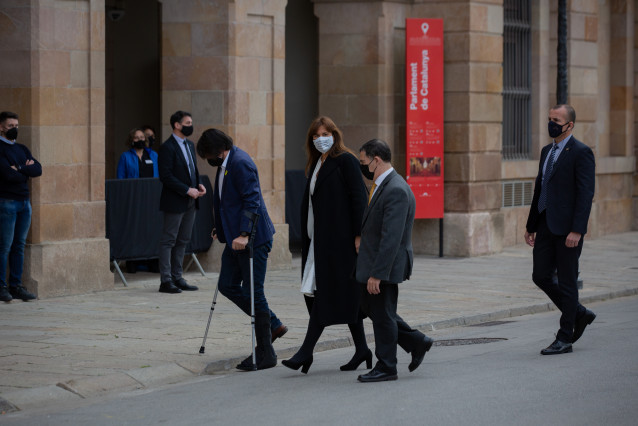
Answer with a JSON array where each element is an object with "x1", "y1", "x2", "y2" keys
[{"x1": 282, "y1": 116, "x2": 371, "y2": 374}]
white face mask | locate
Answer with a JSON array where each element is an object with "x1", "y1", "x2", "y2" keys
[{"x1": 313, "y1": 136, "x2": 334, "y2": 154}]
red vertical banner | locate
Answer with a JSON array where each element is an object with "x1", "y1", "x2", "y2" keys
[{"x1": 405, "y1": 19, "x2": 444, "y2": 219}]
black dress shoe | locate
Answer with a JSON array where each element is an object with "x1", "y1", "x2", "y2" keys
[
  {"x1": 173, "y1": 278, "x2": 198, "y2": 291},
  {"x1": 158, "y1": 281, "x2": 182, "y2": 294},
  {"x1": 572, "y1": 309, "x2": 596, "y2": 343},
  {"x1": 357, "y1": 368, "x2": 398, "y2": 383},
  {"x1": 540, "y1": 339, "x2": 573, "y2": 355},
  {"x1": 409, "y1": 336, "x2": 433, "y2": 372},
  {"x1": 9, "y1": 285, "x2": 36, "y2": 301},
  {"x1": 0, "y1": 286, "x2": 13, "y2": 302}
]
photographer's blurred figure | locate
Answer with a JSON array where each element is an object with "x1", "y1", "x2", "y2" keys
[{"x1": 196, "y1": 128, "x2": 287, "y2": 371}]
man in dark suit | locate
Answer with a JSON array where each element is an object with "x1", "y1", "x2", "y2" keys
[
  {"x1": 196, "y1": 128, "x2": 286, "y2": 371},
  {"x1": 157, "y1": 111, "x2": 206, "y2": 294},
  {"x1": 355, "y1": 139, "x2": 433, "y2": 382},
  {"x1": 525, "y1": 104, "x2": 596, "y2": 355}
]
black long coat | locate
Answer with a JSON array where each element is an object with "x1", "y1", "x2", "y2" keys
[{"x1": 301, "y1": 152, "x2": 367, "y2": 326}]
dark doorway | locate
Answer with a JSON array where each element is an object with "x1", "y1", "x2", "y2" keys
[
  {"x1": 105, "y1": 0, "x2": 161, "y2": 179},
  {"x1": 285, "y1": 0, "x2": 318, "y2": 249}
]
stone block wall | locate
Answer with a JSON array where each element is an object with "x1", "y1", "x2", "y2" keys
[
  {"x1": 503, "y1": 0, "x2": 635, "y2": 245},
  {"x1": 634, "y1": 0, "x2": 638, "y2": 231},
  {"x1": 0, "y1": 0, "x2": 113, "y2": 297},
  {"x1": 160, "y1": 0, "x2": 290, "y2": 269}
]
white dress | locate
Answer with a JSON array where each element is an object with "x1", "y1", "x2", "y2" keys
[{"x1": 300, "y1": 159, "x2": 322, "y2": 296}]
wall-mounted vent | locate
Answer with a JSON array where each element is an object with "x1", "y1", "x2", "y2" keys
[{"x1": 502, "y1": 181, "x2": 533, "y2": 208}]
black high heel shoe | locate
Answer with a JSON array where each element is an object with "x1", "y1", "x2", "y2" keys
[
  {"x1": 281, "y1": 355, "x2": 313, "y2": 374},
  {"x1": 340, "y1": 348, "x2": 373, "y2": 371}
]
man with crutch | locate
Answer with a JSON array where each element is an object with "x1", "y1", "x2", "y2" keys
[{"x1": 196, "y1": 128, "x2": 286, "y2": 370}]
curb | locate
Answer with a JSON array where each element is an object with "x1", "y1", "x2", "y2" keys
[{"x1": 2, "y1": 287, "x2": 637, "y2": 414}]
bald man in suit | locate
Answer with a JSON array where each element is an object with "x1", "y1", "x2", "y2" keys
[{"x1": 525, "y1": 104, "x2": 596, "y2": 355}]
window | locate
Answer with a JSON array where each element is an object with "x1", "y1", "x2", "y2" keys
[{"x1": 502, "y1": 0, "x2": 532, "y2": 160}]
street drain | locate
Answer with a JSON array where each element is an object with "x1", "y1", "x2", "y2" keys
[
  {"x1": 468, "y1": 320, "x2": 516, "y2": 327},
  {"x1": 434, "y1": 338, "x2": 507, "y2": 346}
]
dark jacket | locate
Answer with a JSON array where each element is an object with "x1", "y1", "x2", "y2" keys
[
  {"x1": 213, "y1": 146, "x2": 275, "y2": 248},
  {"x1": 356, "y1": 169, "x2": 415, "y2": 285},
  {"x1": 526, "y1": 136, "x2": 595, "y2": 236},
  {"x1": 158, "y1": 135, "x2": 200, "y2": 213},
  {"x1": 301, "y1": 153, "x2": 367, "y2": 326},
  {"x1": 0, "y1": 141, "x2": 42, "y2": 200}
]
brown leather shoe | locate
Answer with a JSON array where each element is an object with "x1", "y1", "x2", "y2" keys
[{"x1": 271, "y1": 324, "x2": 288, "y2": 342}]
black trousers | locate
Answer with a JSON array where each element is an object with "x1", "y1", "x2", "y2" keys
[
  {"x1": 532, "y1": 213, "x2": 586, "y2": 342},
  {"x1": 359, "y1": 282, "x2": 424, "y2": 374}
]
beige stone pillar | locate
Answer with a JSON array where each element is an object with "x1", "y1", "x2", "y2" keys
[
  {"x1": 160, "y1": 0, "x2": 290, "y2": 270},
  {"x1": 568, "y1": 0, "x2": 636, "y2": 237},
  {"x1": 412, "y1": 1, "x2": 505, "y2": 256},
  {"x1": 0, "y1": 0, "x2": 113, "y2": 297},
  {"x1": 634, "y1": 0, "x2": 638, "y2": 231},
  {"x1": 314, "y1": 1, "x2": 406, "y2": 154},
  {"x1": 314, "y1": 0, "x2": 504, "y2": 256},
  {"x1": 609, "y1": 0, "x2": 635, "y2": 157}
]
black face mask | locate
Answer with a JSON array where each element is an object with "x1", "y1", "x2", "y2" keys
[
  {"x1": 181, "y1": 125, "x2": 194, "y2": 137},
  {"x1": 548, "y1": 121, "x2": 568, "y2": 139},
  {"x1": 147, "y1": 136, "x2": 155, "y2": 147},
  {"x1": 133, "y1": 141, "x2": 145, "y2": 149},
  {"x1": 208, "y1": 157, "x2": 223, "y2": 167},
  {"x1": 5, "y1": 127, "x2": 18, "y2": 141},
  {"x1": 360, "y1": 160, "x2": 376, "y2": 180}
]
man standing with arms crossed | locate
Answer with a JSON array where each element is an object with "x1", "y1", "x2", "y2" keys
[
  {"x1": 157, "y1": 111, "x2": 206, "y2": 294},
  {"x1": 0, "y1": 111, "x2": 42, "y2": 302},
  {"x1": 525, "y1": 104, "x2": 596, "y2": 355},
  {"x1": 355, "y1": 139, "x2": 433, "y2": 382}
]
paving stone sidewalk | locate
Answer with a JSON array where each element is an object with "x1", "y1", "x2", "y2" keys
[{"x1": 1, "y1": 232, "x2": 636, "y2": 413}]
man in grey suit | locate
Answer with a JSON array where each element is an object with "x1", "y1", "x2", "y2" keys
[{"x1": 355, "y1": 139, "x2": 433, "y2": 382}]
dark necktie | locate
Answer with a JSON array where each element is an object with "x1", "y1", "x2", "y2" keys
[
  {"x1": 537, "y1": 144, "x2": 558, "y2": 213},
  {"x1": 183, "y1": 141, "x2": 197, "y2": 187}
]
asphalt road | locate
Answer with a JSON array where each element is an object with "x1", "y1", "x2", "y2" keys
[{"x1": 4, "y1": 296, "x2": 638, "y2": 426}]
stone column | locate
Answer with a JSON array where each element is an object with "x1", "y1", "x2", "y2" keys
[
  {"x1": 634, "y1": 0, "x2": 638, "y2": 231},
  {"x1": 412, "y1": 1, "x2": 505, "y2": 256},
  {"x1": 0, "y1": 0, "x2": 113, "y2": 297},
  {"x1": 609, "y1": 0, "x2": 634, "y2": 157},
  {"x1": 314, "y1": 1, "x2": 407, "y2": 154},
  {"x1": 314, "y1": 0, "x2": 504, "y2": 256},
  {"x1": 570, "y1": 0, "x2": 636, "y2": 237},
  {"x1": 160, "y1": 0, "x2": 290, "y2": 269}
]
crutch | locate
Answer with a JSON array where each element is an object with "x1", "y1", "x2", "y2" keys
[
  {"x1": 245, "y1": 211, "x2": 260, "y2": 371},
  {"x1": 199, "y1": 280, "x2": 219, "y2": 354}
]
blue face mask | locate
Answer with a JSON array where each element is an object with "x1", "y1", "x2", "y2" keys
[{"x1": 548, "y1": 121, "x2": 568, "y2": 138}]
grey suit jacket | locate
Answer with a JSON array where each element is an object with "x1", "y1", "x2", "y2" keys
[{"x1": 356, "y1": 169, "x2": 415, "y2": 284}]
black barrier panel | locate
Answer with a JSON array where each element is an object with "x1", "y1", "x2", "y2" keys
[
  {"x1": 285, "y1": 169, "x2": 305, "y2": 245},
  {"x1": 105, "y1": 176, "x2": 214, "y2": 261}
]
